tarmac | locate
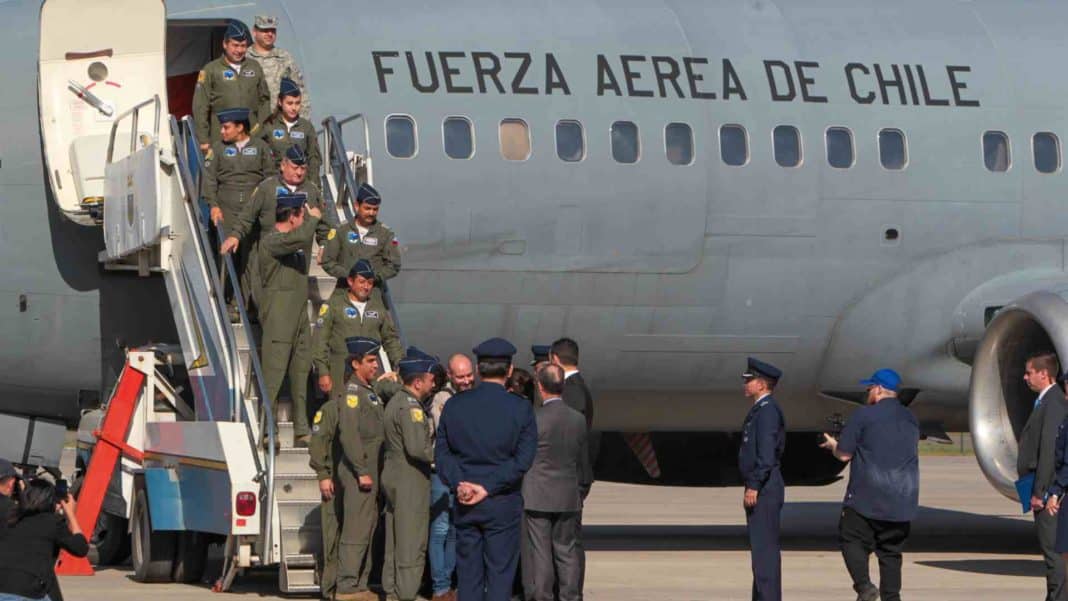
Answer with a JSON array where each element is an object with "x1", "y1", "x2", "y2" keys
[{"x1": 60, "y1": 455, "x2": 1041, "y2": 600}]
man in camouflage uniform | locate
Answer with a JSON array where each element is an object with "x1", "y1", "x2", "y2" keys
[
  {"x1": 314, "y1": 259, "x2": 403, "y2": 398},
  {"x1": 309, "y1": 396, "x2": 341, "y2": 600},
  {"x1": 249, "y1": 15, "x2": 312, "y2": 119},
  {"x1": 202, "y1": 106, "x2": 275, "y2": 314},
  {"x1": 221, "y1": 145, "x2": 333, "y2": 303},
  {"x1": 192, "y1": 20, "x2": 271, "y2": 150},
  {"x1": 381, "y1": 350, "x2": 438, "y2": 601},
  {"x1": 257, "y1": 193, "x2": 320, "y2": 444},
  {"x1": 335, "y1": 337, "x2": 388, "y2": 601},
  {"x1": 322, "y1": 183, "x2": 401, "y2": 298}
]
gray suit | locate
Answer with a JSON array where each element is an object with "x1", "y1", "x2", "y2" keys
[
  {"x1": 1018, "y1": 384, "x2": 1068, "y2": 601},
  {"x1": 521, "y1": 398, "x2": 589, "y2": 601}
]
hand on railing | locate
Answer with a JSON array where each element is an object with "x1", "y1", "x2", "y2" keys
[
  {"x1": 306, "y1": 204, "x2": 322, "y2": 220},
  {"x1": 210, "y1": 207, "x2": 224, "y2": 225},
  {"x1": 220, "y1": 236, "x2": 240, "y2": 255}
]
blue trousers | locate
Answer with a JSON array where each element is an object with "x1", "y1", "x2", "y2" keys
[
  {"x1": 455, "y1": 493, "x2": 522, "y2": 601},
  {"x1": 429, "y1": 473, "x2": 457, "y2": 595},
  {"x1": 745, "y1": 477, "x2": 783, "y2": 601}
]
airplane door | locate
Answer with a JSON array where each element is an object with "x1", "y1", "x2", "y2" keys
[{"x1": 39, "y1": 0, "x2": 169, "y2": 225}]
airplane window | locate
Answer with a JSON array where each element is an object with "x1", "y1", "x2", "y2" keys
[
  {"x1": 386, "y1": 115, "x2": 417, "y2": 159},
  {"x1": 665, "y1": 123, "x2": 694, "y2": 166},
  {"x1": 773, "y1": 125, "x2": 801, "y2": 168},
  {"x1": 443, "y1": 117, "x2": 474, "y2": 159},
  {"x1": 1034, "y1": 132, "x2": 1061, "y2": 174},
  {"x1": 611, "y1": 121, "x2": 640, "y2": 164},
  {"x1": 879, "y1": 129, "x2": 907, "y2": 170},
  {"x1": 826, "y1": 127, "x2": 854, "y2": 169},
  {"x1": 499, "y1": 119, "x2": 531, "y2": 161},
  {"x1": 556, "y1": 120, "x2": 585, "y2": 162},
  {"x1": 720, "y1": 125, "x2": 748, "y2": 166},
  {"x1": 983, "y1": 131, "x2": 1010, "y2": 172}
]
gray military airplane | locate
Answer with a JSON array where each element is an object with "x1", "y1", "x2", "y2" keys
[{"x1": 1, "y1": 0, "x2": 1058, "y2": 499}]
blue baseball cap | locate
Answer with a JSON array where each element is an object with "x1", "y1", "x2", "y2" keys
[{"x1": 860, "y1": 368, "x2": 901, "y2": 392}]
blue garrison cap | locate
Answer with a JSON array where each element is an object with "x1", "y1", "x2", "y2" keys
[
  {"x1": 356, "y1": 182, "x2": 381, "y2": 206},
  {"x1": 216, "y1": 107, "x2": 250, "y2": 124},
  {"x1": 398, "y1": 355, "x2": 438, "y2": 377},
  {"x1": 473, "y1": 337, "x2": 517, "y2": 359},
  {"x1": 284, "y1": 144, "x2": 307, "y2": 165},
  {"x1": 276, "y1": 192, "x2": 306, "y2": 210},
  {"x1": 279, "y1": 77, "x2": 301, "y2": 98},
  {"x1": 860, "y1": 368, "x2": 901, "y2": 392},
  {"x1": 742, "y1": 357, "x2": 782, "y2": 382},
  {"x1": 224, "y1": 20, "x2": 251, "y2": 43},
  {"x1": 405, "y1": 346, "x2": 439, "y2": 362},
  {"x1": 348, "y1": 258, "x2": 375, "y2": 280},
  {"x1": 345, "y1": 336, "x2": 381, "y2": 357},
  {"x1": 530, "y1": 344, "x2": 551, "y2": 366}
]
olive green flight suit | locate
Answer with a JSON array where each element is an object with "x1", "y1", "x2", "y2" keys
[
  {"x1": 336, "y1": 380, "x2": 386, "y2": 596},
  {"x1": 321, "y1": 221, "x2": 402, "y2": 294},
  {"x1": 257, "y1": 213, "x2": 319, "y2": 437},
  {"x1": 381, "y1": 389, "x2": 434, "y2": 601},
  {"x1": 202, "y1": 136, "x2": 276, "y2": 308},
  {"x1": 312, "y1": 292, "x2": 403, "y2": 397},
  {"x1": 228, "y1": 176, "x2": 334, "y2": 304},
  {"x1": 259, "y1": 113, "x2": 323, "y2": 177},
  {"x1": 309, "y1": 399, "x2": 341, "y2": 599},
  {"x1": 192, "y1": 56, "x2": 272, "y2": 146}
]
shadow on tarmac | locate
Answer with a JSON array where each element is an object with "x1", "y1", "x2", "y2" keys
[
  {"x1": 915, "y1": 559, "x2": 1045, "y2": 577},
  {"x1": 586, "y1": 502, "x2": 1035, "y2": 554}
]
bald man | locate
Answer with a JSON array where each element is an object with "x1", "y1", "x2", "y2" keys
[{"x1": 426, "y1": 353, "x2": 475, "y2": 600}]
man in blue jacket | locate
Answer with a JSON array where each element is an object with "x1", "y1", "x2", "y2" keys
[{"x1": 435, "y1": 337, "x2": 537, "y2": 600}]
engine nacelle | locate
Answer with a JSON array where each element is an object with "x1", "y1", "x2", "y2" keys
[{"x1": 970, "y1": 289, "x2": 1068, "y2": 500}]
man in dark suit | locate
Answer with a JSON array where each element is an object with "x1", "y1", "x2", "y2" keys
[
  {"x1": 435, "y1": 337, "x2": 537, "y2": 601},
  {"x1": 521, "y1": 365, "x2": 589, "y2": 601},
  {"x1": 1018, "y1": 351, "x2": 1068, "y2": 601}
]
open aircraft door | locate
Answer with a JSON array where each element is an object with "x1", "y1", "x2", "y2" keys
[{"x1": 39, "y1": 0, "x2": 170, "y2": 226}]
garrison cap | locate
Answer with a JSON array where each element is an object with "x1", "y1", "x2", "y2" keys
[
  {"x1": 860, "y1": 368, "x2": 901, "y2": 392},
  {"x1": 406, "y1": 346, "x2": 439, "y2": 362},
  {"x1": 348, "y1": 258, "x2": 375, "y2": 280},
  {"x1": 284, "y1": 144, "x2": 307, "y2": 165},
  {"x1": 224, "y1": 19, "x2": 251, "y2": 42},
  {"x1": 398, "y1": 354, "x2": 439, "y2": 377},
  {"x1": 0, "y1": 458, "x2": 19, "y2": 480},
  {"x1": 216, "y1": 107, "x2": 250, "y2": 124},
  {"x1": 356, "y1": 182, "x2": 381, "y2": 206},
  {"x1": 279, "y1": 76, "x2": 301, "y2": 98},
  {"x1": 742, "y1": 357, "x2": 782, "y2": 382},
  {"x1": 276, "y1": 191, "x2": 306, "y2": 210},
  {"x1": 254, "y1": 15, "x2": 278, "y2": 29},
  {"x1": 346, "y1": 336, "x2": 381, "y2": 357},
  {"x1": 473, "y1": 337, "x2": 517, "y2": 360},
  {"x1": 530, "y1": 344, "x2": 551, "y2": 366}
]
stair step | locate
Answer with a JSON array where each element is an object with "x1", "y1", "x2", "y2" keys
[
  {"x1": 278, "y1": 499, "x2": 321, "y2": 528},
  {"x1": 281, "y1": 524, "x2": 323, "y2": 557},
  {"x1": 276, "y1": 447, "x2": 312, "y2": 473},
  {"x1": 277, "y1": 421, "x2": 294, "y2": 449},
  {"x1": 275, "y1": 471, "x2": 322, "y2": 500},
  {"x1": 284, "y1": 552, "x2": 318, "y2": 568},
  {"x1": 280, "y1": 565, "x2": 319, "y2": 592}
]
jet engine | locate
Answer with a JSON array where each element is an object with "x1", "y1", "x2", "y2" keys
[{"x1": 970, "y1": 290, "x2": 1068, "y2": 500}]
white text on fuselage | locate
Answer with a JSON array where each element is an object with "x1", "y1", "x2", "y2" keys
[{"x1": 371, "y1": 52, "x2": 980, "y2": 107}]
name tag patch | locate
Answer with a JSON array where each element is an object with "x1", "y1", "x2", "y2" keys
[
  {"x1": 363, "y1": 237, "x2": 378, "y2": 247},
  {"x1": 365, "y1": 310, "x2": 379, "y2": 319},
  {"x1": 241, "y1": 69, "x2": 256, "y2": 77},
  {"x1": 242, "y1": 147, "x2": 258, "y2": 156},
  {"x1": 290, "y1": 131, "x2": 305, "y2": 139}
]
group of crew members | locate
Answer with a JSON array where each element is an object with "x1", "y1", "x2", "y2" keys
[{"x1": 187, "y1": 16, "x2": 940, "y2": 601}]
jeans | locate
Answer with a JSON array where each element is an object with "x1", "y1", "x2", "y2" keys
[
  {"x1": 429, "y1": 473, "x2": 456, "y2": 595},
  {"x1": 0, "y1": 594, "x2": 51, "y2": 601}
]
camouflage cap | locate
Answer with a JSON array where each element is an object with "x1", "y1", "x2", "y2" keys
[{"x1": 254, "y1": 15, "x2": 278, "y2": 30}]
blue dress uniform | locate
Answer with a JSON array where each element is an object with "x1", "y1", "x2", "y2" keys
[
  {"x1": 435, "y1": 338, "x2": 538, "y2": 601},
  {"x1": 738, "y1": 358, "x2": 786, "y2": 601}
]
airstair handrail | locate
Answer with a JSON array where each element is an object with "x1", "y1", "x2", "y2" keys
[
  {"x1": 319, "y1": 114, "x2": 408, "y2": 350},
  {"x1": 106, "y1": 95, "x2": 162, "y2": 163},
  {"x1": 173, "y1": 116, "x2": 277, "y2": 555}
]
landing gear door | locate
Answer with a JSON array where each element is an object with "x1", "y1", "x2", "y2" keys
[{"x1": 39, "y1": 0, "x2": 169, "y2": 225}]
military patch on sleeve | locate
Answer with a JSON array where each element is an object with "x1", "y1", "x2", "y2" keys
[
  {"x1": 313, "y1": 410, "x2": 323, "y2": 424},
  {"x1": 318, "y1": 303, "x2": 329, "y2": 317},
  {"x1": 410, "y1": 408, "x2": 424, "y2": 423},
  {"x1": 346, "y1": 394, "x2": 359, "y2": 409},
  {"x1": 197, "y1": 70, "x2": 206, "y2": 84},
  {"x1": 327, "y1": 228, "x2": 336, "y2": 241}
]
